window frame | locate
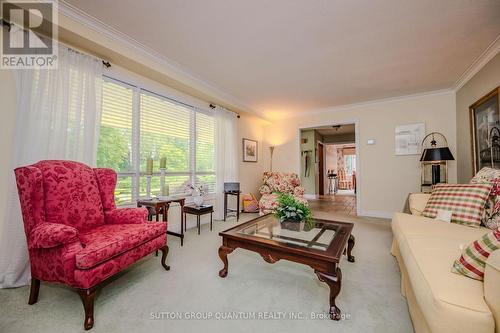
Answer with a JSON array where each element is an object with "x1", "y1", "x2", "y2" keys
[
  {"x1": 344, "y1": 154, "x2": 356, "y2": 176},
  {"x1": 99, "y1": 74, "x2": 216, "y2": 206}
]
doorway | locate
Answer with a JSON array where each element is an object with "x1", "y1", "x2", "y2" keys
[
  {"x1": 299, "y1": 122, "x2": 358, "y2": 216},
  {"x1": 318, "y1": 142, "x2": 324, "y2": 196}
]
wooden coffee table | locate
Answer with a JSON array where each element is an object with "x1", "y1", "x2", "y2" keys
[{"x1": 218, "y1": 214, "x2": 355, "y2": 320}]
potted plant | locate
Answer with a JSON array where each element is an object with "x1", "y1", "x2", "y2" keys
[{"x1": 274, "y1": 193, "x2": 314, "y2": 231}]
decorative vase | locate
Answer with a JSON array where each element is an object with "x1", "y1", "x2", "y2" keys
[{"x1": 193, "y1": 195, "x2": 203, "y2": 207}]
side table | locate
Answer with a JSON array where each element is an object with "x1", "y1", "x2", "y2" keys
[
  {"x1": 183, "y1": 204, "x2": 214, "y2": 235},
  {"x1": 224, "y1": 190, "x2": 241, "y2": 221},
  {"x1": 137, "y1": 198, "x2": 186, "y2": 246}
]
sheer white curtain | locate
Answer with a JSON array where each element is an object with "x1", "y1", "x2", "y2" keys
[
  {"x1": 215, "y1": 106, "x2": 238, "y2": 220},
  {"x1": 0, "y1": 31, "x2": 103, "y2": 288}
]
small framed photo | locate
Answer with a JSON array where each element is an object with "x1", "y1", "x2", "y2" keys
[{"x1": 242, "y1": 138, "x2": 258, "y2": 162}]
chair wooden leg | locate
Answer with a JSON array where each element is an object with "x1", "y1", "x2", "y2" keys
[
  {"x1": 159, "y1": 245, "x2": 170, "y2": 271},
  {"x1": 28, "y1": 277, "x2": 40, "y2": 305},
  {"x1": 77, "y1": 288, "x2": 96, "y2": 330}
]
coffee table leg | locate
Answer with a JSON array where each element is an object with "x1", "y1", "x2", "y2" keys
[
  {"x1": 315, "y1": 268, "x2": 342, "y2": 320},
  {"x1": 347, "y1": 234, "x2": 355, "y2": 263},
  {"x1": 218, "y1": 245, "x2": 234, "y2": 278}
]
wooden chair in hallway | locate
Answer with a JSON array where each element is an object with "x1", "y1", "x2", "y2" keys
[{"x1": 337, "y1": 168, "x2": 351, "y2": 190}]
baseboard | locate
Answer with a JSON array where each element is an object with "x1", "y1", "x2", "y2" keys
[
  {"x1": 358, "y1": 210, "x2": 393, "y2": 219},
  {"x1": 303, "y1": 194, "x2": 316, "y2": 199}
]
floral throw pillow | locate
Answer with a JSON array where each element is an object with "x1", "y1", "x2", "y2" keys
[{"x1": 470, "y1": 167, "x2": 500, "y2": 230}]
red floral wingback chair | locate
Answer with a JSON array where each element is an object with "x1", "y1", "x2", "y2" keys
[
  {"x1": 14, "y1": 160, "x2": 169, "y2": 330},
  {"x1": 258, "y1": 172, "x2": 307, "y2": 215}
]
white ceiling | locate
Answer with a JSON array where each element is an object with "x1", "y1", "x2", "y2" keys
[{"x1": 63, "y1": 0, "x2": 500, "y2": 120}]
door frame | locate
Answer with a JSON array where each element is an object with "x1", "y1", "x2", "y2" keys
[
  {"x1": 297, "y1": 119, "x2": 361, "y2": 216},
  {"x1": 317, "y1": 141, "x2": 325, "y2": 196}
]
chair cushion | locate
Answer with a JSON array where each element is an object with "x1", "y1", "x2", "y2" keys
[
  {"x1": 75, "y1": 223, "x2": 166, "y2": 269},
  {"x1": 422, "y1": 183, "x2": 492, "y2": 228},
  {"x1": 259, "y1": 193, "x2": 308, "y2": 215},
  {"x1": 35, "y1": 160, "x2": 105, "y2": 231}
]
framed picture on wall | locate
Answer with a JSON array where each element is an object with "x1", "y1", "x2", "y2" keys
[
  {"x1": 395, "y1": 122, "x2": 425, "y2": 155},
  {"x1": 242, "y1": 138, "x2": 258, "y2": 162},
  {"x1": 470, "y1": 86, "x2": 500, "y2": 175}
]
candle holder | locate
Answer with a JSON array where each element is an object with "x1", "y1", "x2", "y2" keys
[
  {"x1": 145, "y1": 175, "x2": 152, "y2": 199},
  {"x1": 160, "y1": 167, "x2": 167, "y2": 197}
]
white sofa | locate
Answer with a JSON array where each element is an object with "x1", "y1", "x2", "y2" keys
[{"x1": 391, "y1": 193, "x2": 500, "y2": 333}]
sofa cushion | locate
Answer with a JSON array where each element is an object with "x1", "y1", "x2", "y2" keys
[
  {"x1": 392, "y1": 213, "x2": 495, "y2": 333},
  {"x1": 392, "y1": 212, "x2": 490, "y2": 245},
  {"x1": 408, "y1": 193, "x2": 431, "y2": 216},
  {"x1": 452, "y1": 228, "x2": 500, "y2": 281},
  {"x1": 35, "y1": 160, "x2": 105, "y2": 231},
  {"x1": 76, "y1": 222, "x2": 166, "y2": 270},
  {"x1": 422, "y1": 183, "x2": 492, "y2": 228},
  {"x1": 398, "y1": 236, "x2": 495, "y2": 333}
]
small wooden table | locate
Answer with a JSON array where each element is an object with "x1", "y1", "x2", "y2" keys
[
  {"x1": 224, "y1": 190, "x2": 240, "y2": 221},
  {"x1": 218, "y1": 214, "x2": 355, "y2": 320},
  {"x1": 183, "y1": 204, "x2": 214, "y2": 235},
  {"x1": 137, "y1": 198, "x2": 186, "y2": 246}
]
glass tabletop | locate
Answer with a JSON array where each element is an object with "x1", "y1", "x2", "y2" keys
[{"x1": 237, "y1": 215, "x2": 337, "y2": 251}]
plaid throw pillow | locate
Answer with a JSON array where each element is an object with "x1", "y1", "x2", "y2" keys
[
  {"x1": 422, "y1": 184, "x2": 492, "y2": 227},
  {"x1": 452, "y1": 228, "x2": 500, "y2": 280}
]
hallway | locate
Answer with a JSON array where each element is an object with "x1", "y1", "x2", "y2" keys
[{"x1": 307, "y1": 193, "x2": 357, "y2": 216}]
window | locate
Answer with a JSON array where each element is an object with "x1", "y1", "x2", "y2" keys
[
  {"x1": 97, "y1": 79, "x2": 135, "y2": 205},
  {"x1": 97, "y1": 77, "x2": 216, "y2": 205},
  {"x1": 344, "y1": 155, "x2": 356, "y2": 176}
]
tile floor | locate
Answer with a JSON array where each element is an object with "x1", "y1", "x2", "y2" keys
[{"x1": 307, "y1": 194, "x2": 357, "y2": 216}]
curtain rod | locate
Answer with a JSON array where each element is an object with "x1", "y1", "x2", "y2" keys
[
  {"x1": 0, "y1": 18, "x2": 111, "y2": 68},
  {"x1": 209, "y1": 103, "x2": 240, "y2": 118},
  {"x1": 1, "y1": 18, "x2": 12, "y2": 31}
]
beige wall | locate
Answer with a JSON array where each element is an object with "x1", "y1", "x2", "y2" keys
[
  {"x1": 264, "y1": 91, "x2": 457, "y2": 217},
  {"x1": 238, "y1": 113, "x2": 268, "y2": 198},
  {"x1": 0, "y1": 70, "x2": 18, "y2": 240},
  {"x1": 456, "y1": 52, "x2": 500, "y2": 182},
  {"x1": 299, "y1": 130, "x2": 316, "y2": 194}
]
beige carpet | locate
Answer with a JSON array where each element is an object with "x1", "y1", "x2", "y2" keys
[{"x1": 0, "y1": 211, "x2": 413, "y2": 333}]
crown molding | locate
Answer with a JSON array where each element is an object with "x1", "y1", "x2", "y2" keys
[
  {"x1": 280, "y1": 88, "x2": 455, "y2": 120},
  {"x1": 58, "y1": 0, "x2": 255, "y2": 115},
  {"x1": 453, "y1": 33, "x2": 500, "y2": 91}
]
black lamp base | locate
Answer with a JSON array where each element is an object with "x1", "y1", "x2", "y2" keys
[{"x1": 431, "y1": 164, "x2": 441, "y2": 185}]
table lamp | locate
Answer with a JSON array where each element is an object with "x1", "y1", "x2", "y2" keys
[{"x1": 420, "y1": 132, "x2": 454, "y2": 185}]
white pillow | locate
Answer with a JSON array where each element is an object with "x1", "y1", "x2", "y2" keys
[{"x1": 435, "y1": 209, "x2": 452, "y2": 223}]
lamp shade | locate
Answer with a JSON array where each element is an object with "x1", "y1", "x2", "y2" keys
[{"x1": 420, "y1": 147, "x2": 455, "y2": 161}]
